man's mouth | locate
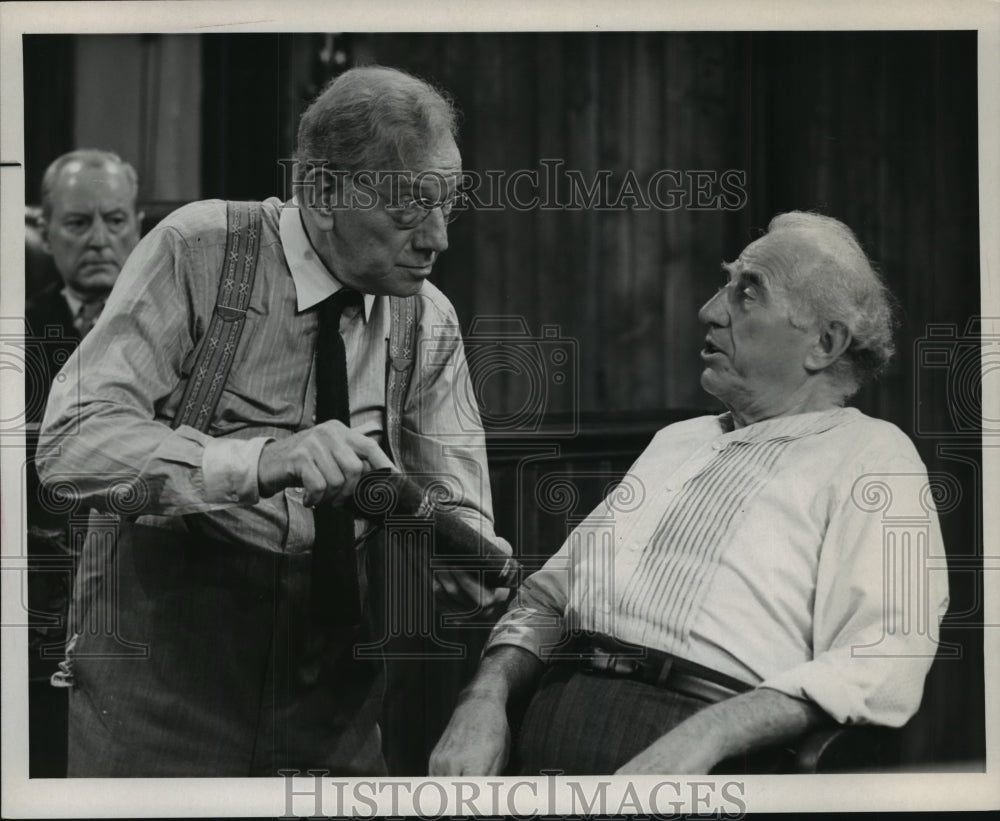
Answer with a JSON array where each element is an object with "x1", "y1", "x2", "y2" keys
[
  {"x1": 702, "y1": 338, "x2": 723, "y2": 356},
  {"x1": 398, "y1": 263, "x2": 434, "y2": 276}
]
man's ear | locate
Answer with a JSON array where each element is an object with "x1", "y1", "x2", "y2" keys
[
  {"x1": 805, "y1": 320, "x2": 852, "y2": 372},
  {"x1": 297, "y1": 165, "x2": 344, "y2": 229},
  {"x1": 38, "y1": 216, "x2": 51, "y2": 254}
]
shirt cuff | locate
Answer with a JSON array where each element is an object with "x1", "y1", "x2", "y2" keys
[
  {"x1": 483, "y1": 607, "x2": 565, "y2": 663},
  {"x1": 756, "y1": 654, "x2": 928, "y2": 728},
  {"x1": 202, "y1": 436, "x2": 273, "y2": 505}
]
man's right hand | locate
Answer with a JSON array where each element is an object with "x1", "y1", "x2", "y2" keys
[
  {"x1": 428, "y1": 691, "x2": 511, "y2": 776},
  {"x1": 257, "y1": 419, "x2": 395, "y2": 506}
]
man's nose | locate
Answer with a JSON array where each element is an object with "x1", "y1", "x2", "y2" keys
[
  {"x1": 412, "y1": 207, "x2": 449, "y2": 254},
  {"x1": 697, "y1": 288, "x2": 729, "y2": 326},
  {"x1": 87, "y1": 217, "x2": 110, "y2": 248}
]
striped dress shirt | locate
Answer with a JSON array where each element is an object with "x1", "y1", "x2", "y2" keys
[{"x1": 486, "y1": 407, "x2": 950, "y2": 727}]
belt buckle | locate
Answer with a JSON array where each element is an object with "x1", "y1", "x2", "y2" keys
[{"x1": 589, "y1": 648, "x2": 640, "y2": 676}]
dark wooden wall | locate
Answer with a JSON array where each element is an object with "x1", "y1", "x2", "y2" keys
[{"x1": 23, "y1": 31, "x2": 983, "y2": 771}]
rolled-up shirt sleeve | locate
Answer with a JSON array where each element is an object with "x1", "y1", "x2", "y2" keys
[
  {"x1": 36, "y1": 218, "x2": 264, "y2": 516},
  {"x1": 483, "y1": 546, "x2": 570, "y2": 661},
  {"x1": 482, "y1": 491, "x2": 623, "y2": 661},
  {"x1": 758, "y1": 452, "x2": 950, "y2": 726}
]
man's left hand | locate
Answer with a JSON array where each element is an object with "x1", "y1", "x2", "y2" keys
[{"x1": 433, "y1": 537, "x2": 513, "y2": 611}]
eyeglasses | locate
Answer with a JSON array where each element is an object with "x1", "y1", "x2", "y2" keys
[{"x1": 385, "y1": 190, "x2": 468, "y2": 228}]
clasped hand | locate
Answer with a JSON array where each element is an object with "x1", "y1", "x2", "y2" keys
[
  {"x1": 257, "y1": 419, "x2": 393, "y2": 506},
  {"x1": 256, "y1": 419, "x2": 510, "y2": 610}
]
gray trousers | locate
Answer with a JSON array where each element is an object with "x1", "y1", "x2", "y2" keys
[
  {"x1": 513, "y1": 663, "x2": 795, "y2": 775},
  {"x1": 64, "y1": 522, "x2": 386, "y2": 777}
]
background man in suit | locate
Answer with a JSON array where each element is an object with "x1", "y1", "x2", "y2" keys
[
  {"x1": 28, "y1": 149, "x2": 143, "y2": 347},
  {"x1": 24, "y1": 149, "x2": 142, "y2": 777}
]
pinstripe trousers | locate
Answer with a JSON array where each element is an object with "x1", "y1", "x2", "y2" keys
[{"x1": 512, "y1": 664, "x2": 794, "y2": 775}]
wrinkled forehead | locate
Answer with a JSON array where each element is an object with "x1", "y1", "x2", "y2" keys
[
  {"x1": 730, "y1": 230, "x2": 822, "y2": 287},
  {"x1": 401, "y1": 134, "x2": 462, "y2": 194}
]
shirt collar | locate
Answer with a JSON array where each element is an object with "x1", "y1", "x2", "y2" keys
[
  {"x1": 279, "y1": 200, "x2": 376, "y2": 319},
  {"x1": 61, "y1": 287, "x2": 83, "y2": 318},
  {"x1": 716, "y1": 406, "x2": 858, "y2": 444}
]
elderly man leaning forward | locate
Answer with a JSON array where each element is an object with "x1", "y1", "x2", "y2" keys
[
  {"x1": 38, "y1": 66, "x2": 508, "y2": 777},
  {"x1": 431, "y1": 212, "x2": 949, "y2": 776}
]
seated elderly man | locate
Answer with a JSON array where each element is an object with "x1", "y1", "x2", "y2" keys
[{"x1": 430, "y1": 211, "x2": 949, "y2": 776}]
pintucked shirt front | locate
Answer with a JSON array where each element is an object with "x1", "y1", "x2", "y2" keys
[
  {"x1": 486, "y1": 407, "x2": 950, "y2": 727},
  {"x1": 38, "y1": 198, "x2": 391, "y2": 553}
]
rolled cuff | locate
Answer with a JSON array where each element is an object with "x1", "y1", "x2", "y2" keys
[
  {"x1": 757, "y1": 653, "x2": 933, "y2": 727},
  {"x1": 202, "y1": 436, "x2": 273, "y2": 505},
  {"x1": 483, "y1": 607, "x2": 565, "y2": 663}
]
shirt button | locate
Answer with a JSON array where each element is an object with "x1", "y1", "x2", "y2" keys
[
  {"x1": 665, "y1": 483, "x2": 676, "y2": 492},
  {"x1": 712, "y1": 441, "x2": 724, "y2": 451}
]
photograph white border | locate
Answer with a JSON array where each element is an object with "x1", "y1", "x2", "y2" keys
[{"x1": 2, "y1": 0, "x2": 997, "y2": 816}]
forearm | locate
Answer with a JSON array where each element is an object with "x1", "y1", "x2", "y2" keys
[
  {"x1": 38, "y1": 400, "x2": 268, "y2": 516},
  {"x1": 674, "y1": 688, "x2": 824, "y2": 763},
  {"x1": 429, "y1": 645, "x2": 546, "y2": 776},
  {"x1": 618, "y1": 687, "x2": 825, "y2": 774},
  {"x1": 462, "y1": 645, "x2": 546, "y2": 706}
]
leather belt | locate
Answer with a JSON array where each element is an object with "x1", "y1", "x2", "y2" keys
[{"x1": 570, "y1": 635, "x2": 753, "y2": 704}]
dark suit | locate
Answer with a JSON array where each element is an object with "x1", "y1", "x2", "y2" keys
[
  {"x1": 24, "y1": 283, "x2": 80, "y2": 778},
  {"x1": 25, "y1": 283, "x2": 80, "y2": 432}
]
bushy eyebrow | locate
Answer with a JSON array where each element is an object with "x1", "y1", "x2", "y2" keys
[
  {"x1": 720, "y1": 261, "x2": 766, "y2": 287},
  {"x1": 61, "y1": 207, "x2": 129, "y2": 220}
]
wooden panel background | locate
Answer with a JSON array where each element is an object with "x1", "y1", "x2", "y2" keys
[{"x1": 23, "y1": 30, "x2": 983, "y2": 772}]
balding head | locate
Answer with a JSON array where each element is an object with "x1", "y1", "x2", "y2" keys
[{"x1": 41, "y1": 149, "x2": 139, "y2": 222}]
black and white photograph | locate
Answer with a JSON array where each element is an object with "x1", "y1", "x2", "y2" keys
[{"x1": 1, "y1": 0, "x2": 997, "y2": 817}]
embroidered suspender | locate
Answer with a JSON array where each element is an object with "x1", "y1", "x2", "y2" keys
[
  {"x1": 385, "y1": 295, "x2": 417, "y2": 463},
  {"x1": 171, "y1": 199, "x2": 419, "y2": 445},
  {"x1": 173, "y1": 200, "x2": 262, "y2": 433}
]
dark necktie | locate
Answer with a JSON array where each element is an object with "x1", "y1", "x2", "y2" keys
[
  {"x1": 74, "y1": 299, "x2": 105, "y2": 338},
  {"x1": 311, "y1": 288, "x2": 364, "y2": 632}
]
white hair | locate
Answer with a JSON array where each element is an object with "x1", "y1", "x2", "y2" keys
[{"x1": 766, "y1": 211, "x2": 896, "y2": 398}]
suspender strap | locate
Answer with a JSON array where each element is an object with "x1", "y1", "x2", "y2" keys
[
  {"x1": 173, "y1": 201, "x2": 262, "y2": 433},
  {"x1": 385, "y1": 295, "x2": 417, "y2": 463}
]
